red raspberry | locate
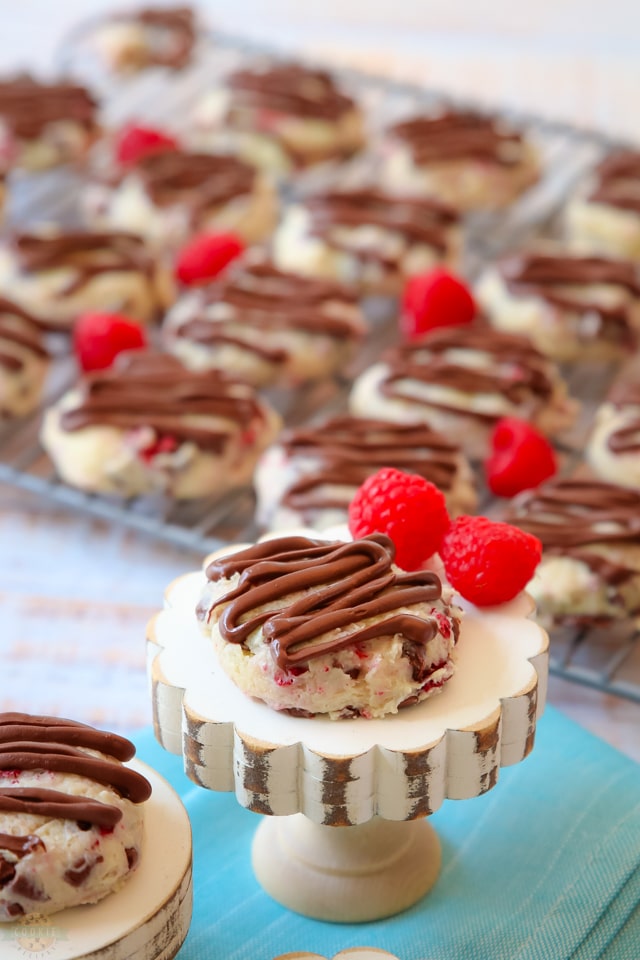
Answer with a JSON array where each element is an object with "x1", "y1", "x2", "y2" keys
[
  {"x1": 400, "y1": 268, "x2": 476, "y2": 340},
  {"x1": 440, "y1": 515, "x2": 542, "y2": 606},
  {"x1": 348, "y1": 467, "x2": 451, "y2": 571},
  {"x1": 175, "y1": 232, "x2": 245, "y2": 287},
  {"x1": 115, "y1": 123, "x2": 179, "y2": 168},
  {"x1": 73, "y1": 312, "x2": 147, "y2": 372},
  {"x1": 486, "y1": 417, "x2": 557, "y2": 498}
]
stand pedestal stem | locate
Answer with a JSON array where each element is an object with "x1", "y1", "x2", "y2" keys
[{"x1": 252, "y1": 814, "x2": 441, "y2": 923}]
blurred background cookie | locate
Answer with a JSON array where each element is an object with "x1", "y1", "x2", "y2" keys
[
  {"x1": 273, "y1": 187, "x2": 461, "y2": 294},
  {"x1": 90, "y1": 6, "x2": 198, "y2": 75},
  {"x1": 587, "y1": 377, "x2": 640, "y2": 490},
  {"x1": 349, "y1": 324, "x2": 577, "y2": 460},
  {"x1": 476, "y1": 251, "x2": 640, "y2": 362},
  {"x1": 507, "y1": 479, "x2": 640, "y2": 629},
  {"x1": 381, "y1": 108, "x2": 540, "y2": 211},
  {"x1": 565, "y1": 149, "x2": 640, "y2": 261},
  {"x1": 254, "y1": 414, "x2": 477, "y2": 532},
  {"x1": 0, "y1": 230, "x2": 174, "y2": 330},
  {"x1": 40, "y1": 351, "x2": 281, "y2": 499},
  {"x1": 84, "y1": 148, "x2": 278, "y2": 249},
  {"x1": 0, "y1": 297, "x2": 49, "y2": 418},
  {"x1": 193, "y1": 59, "x2": 366, "y2": 175},
  {"x1": 164, "y1": 257, "x2": 365, "y2": 387},
  {"x1": 0, "y1": 75, "x2": 98, "y2": 172}
]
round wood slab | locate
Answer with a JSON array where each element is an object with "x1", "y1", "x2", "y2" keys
[
  {"x1": 1, "y1": 761, "x2": 192, "y2": 960},
  {"x1": 146, "y1": 560, "x2": 548, "y2": 921}
]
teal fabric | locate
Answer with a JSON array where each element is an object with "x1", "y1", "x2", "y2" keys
[{"x1": 135, "y1": 706, "x2": 640, "y2": 960}]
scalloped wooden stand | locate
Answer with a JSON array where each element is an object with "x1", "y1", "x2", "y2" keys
[{"x1": 147, "y1": 571, "x2": 548, "y2": 923}]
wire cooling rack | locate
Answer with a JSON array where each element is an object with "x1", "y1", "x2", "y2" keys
[{"x1": 1, "y1": 27, "x2": 639, "y2": 704}]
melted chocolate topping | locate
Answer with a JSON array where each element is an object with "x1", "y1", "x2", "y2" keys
[
  {"x1": 0, "y1": 712, "x2": 151, "y2": 843},
  {"x1": 59, "y1": 351, "x2": 267, "y2": 452},
  {"x1": 175, "y1": 261, "x2": 362, "y2": 354},
  {"x1": 278, "y1": 416, "x2": 461, "y2": 518},
  {"x1": 0, "y1": 76, "x2": 97, "y2": 140},
  {"x1": 303, "y1": 188, "x2": 458, "y2": 257},
  {"x1": 588, "y1": 149, "x2": 640, "y2": 215},
  {"x1": 603, "y1": 379, "x2": 640, "y2": 453},
  {"x1": 11, "y1": 231, "x2": 155, "y2": 299},
  {"x1": 133, "y1": 149, "x2": 256, "y2": 214},
  {"x1": 498, "y1": 253, "x2": 640, "y2": 345},
  {"x1": 0, "y1": 297, "x2": 48, "y2": 371},
  {"x1": 203, "y1": 533, "x2": 444, "y2": 669},
  {"x1": 507, "y1": 479, "x2": 640, "y2": 591},
  {"x1": 378, "y1": 324, "x2": 554, "y2": 422},
  {"x1": 389, "y1": 110, "x2": 526, "y2": 165},
  {"x1": 227, "y1": 62, "x2": 356, "y2": 120},
  {"x1": 113, "y1": 7, "x2": 196, "y2": 69}
]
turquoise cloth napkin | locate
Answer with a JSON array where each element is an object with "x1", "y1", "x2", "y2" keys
[{"x1": 135, "y1": 706, "x2": 640, "y2": 960}]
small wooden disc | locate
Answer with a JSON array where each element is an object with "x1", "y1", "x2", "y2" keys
[{"x1": 1, "y1": 760, "x2": 192, "y2": 960}]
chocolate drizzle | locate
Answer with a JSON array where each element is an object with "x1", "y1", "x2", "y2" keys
[
  {"x1": 0, "y1": 711, "x2": 151, "y2": 844},
  {"x1": 11, "y1": 231, "x2": 155, "y2": 298},
  {"x1": 0, "y1": 298, "x2": 48, "y2": 371},
  {"x1": 303, "y1": 188, "x2": 458, "y2": 257},
  {"x1": 203, "y1": 533, "x2": 443, "y2": 669},
  {"x1": 175, "y1": 261, "x2": 362, "y2": 354},
  {"x1": 604, "y1": 379, "x2": 640, "y2": 453},
  {"x1": 227, "y1": 62, "x2": 356, "y2": 120},
  {"x1": 508, "y1": 479, "x2": 640, "y2": 597},
  {"x1": 588, "y1": 149, "x2": 640, "y2": 215},
  {"x1": 133, "y1": 149, "x2": 256, "y2": 212},
  {"x1": 277, "y1": 416, "x2": 461, "y2": 518},
  {"x1": 498, "y1": 253, "x2": 640, "y2": 345},
  {"x1": 378, "y1": 324, "x2": 554, "y2": 422},
  {"x1": 389, "y1": 110, "x2": 527, "y2": 165},
  {"x1": 0, "y1": 76, "x2": 97, "y2": 141},
  {"x1": 59, "y1": 351, "x2": 267, "y2": 452}
]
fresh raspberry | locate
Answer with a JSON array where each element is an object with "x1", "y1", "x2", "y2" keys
[
  {"x1": 440, "y1": 515, "x2": 542, "y2": 606},
  {"x1": 73, "y1": 312, "x2": 147, "y2": 372},
  {"x1": 486, "y1": 417, "x2": 558, "y2": 498},
  {"x1": 348, "y1": 467, "x2": 451, "y2": 571},
  {"x1": 115, "y1": 123, "x2": 179, "y2": 168},
  {"x1": 175, "y1": 232, "x2": 245, "y2": 287},
  {"x1": 400, "y1": 268, "x2": 476, "y2": 340}
]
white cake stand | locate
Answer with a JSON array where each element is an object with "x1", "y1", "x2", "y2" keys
[
  {"x1": 147, "y1": 570, "x2": 548, "y2": 923},
  {"x1": 1, "y1": 761, "x2": 192, "y2": 960}
]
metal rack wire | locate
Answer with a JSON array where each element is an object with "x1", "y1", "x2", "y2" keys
[{"x1": 1, "y1": 29, "x2": 639, "y2": 704}]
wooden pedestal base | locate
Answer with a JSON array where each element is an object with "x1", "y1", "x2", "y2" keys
[{"x1": 252, "y1": 814, "x2": 441, "y2": 923}]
